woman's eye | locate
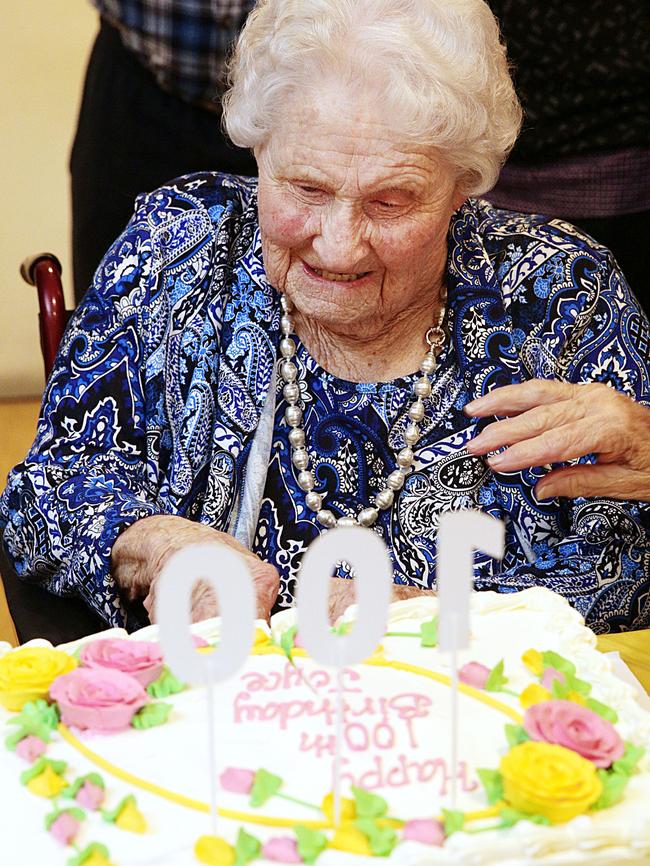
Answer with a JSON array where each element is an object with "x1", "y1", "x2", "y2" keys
[{"x1": 294, "y1": 184, "x2": 326, "y2": 198}]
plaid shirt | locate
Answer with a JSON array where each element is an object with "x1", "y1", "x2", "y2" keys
[{"x1": 92, "y1": 0, "x2": 255, "y2": 106}]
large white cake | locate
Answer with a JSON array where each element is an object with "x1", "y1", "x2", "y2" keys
[{"x1": 1, "y1": 587, "x2": 649, "y2": 866}]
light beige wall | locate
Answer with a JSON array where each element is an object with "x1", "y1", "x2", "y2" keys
[{"x1": 0, "y1": 2, "x2": 98, "y2": 397}]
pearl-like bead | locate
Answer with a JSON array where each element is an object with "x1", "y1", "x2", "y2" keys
[
  {"x1": 280, "y1": 295, "x2": 292, "y2": 313},
  {"x1": 280, "y1": 315, "x2": 292, "y2": 335},
  {"x1": 285, "y1": 405, "x2": 303, "y2": 427},
  {"x1": 413, "y1": 377, "x2": 432, "y2": 399},
  {"x1": 283, "y1": 382, "x2": 300, "y2": 403},
  {"x1": 404, "y1": 423, "x2": 420, "y2": 446},
  {"x1": 280, "y1": 337, "x2": 296, "y2": 358},
  {"x1": 420, "y1": 353, "x2": 437, "y2": 375},
  {"x1": 337, "y1": 516, "x2": 357, "y2": 527},
  {"x1": 408, "y1": 399, "x2": 425, "y2": 423},
  {"x1": 397, "y1": 447, "x2": 414, "y2": 468},
  {"x1": 288, "y1": 427, "x2": 305, "y2": 447},
  {"x1": 297, "y1": 470, "x2": 315, "y2": 491},
  {"x1": 316, "y1": 509, "x2": 337, "y2": 528},
  {"x1": 375, "y1": 488, "x2": 395, "y2": 510},
  {"x1": 292, "y1": 448, "x2": 310, "y2": 470},
  {"x1": 281, "y1": 360, "x2": 298, "y2": 382},
  {"x1": 358, "y1": 506, "x2": 379, "y2": 527},
  {"x1": 305, "y1": 491, "x2": 323, "y2": 512},
  {"x1": 387, "y1": 470, "x2": 406, "y2": 490}
]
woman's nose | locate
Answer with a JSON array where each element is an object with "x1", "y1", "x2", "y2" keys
[{"x1": 312, "y1": 201, "x2": 368, "y2": 272}]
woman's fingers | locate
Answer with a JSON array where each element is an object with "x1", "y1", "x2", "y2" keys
[
  {"x1": 536, "y1": 464, "x2": 649, "y2": 502},
  {"x1": 467, "y1": 399, "x2": 586, "y2": 457},
  {"x1": 465, "y1": 380, "x2": 579, "y2": 417}
]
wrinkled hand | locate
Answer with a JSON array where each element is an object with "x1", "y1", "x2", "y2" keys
[
  {"x1": 327, "y1": 577, "x2": 434, "y2": 625},
  {"x1": 465, "y1": 380, "x2": 650, "y2": 501},
  {"x1": 111, "y1": 515, "x2": 279, "y2": 623}
]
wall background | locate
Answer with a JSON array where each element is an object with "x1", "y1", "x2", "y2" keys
[{"x1": 1, "y1": 3, "x2": 97, "y2": 398}]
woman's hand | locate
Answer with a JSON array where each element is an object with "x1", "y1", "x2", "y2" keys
[
  {"x1": 327, "y1": 577, "x2": 433, "y2": 624},
  {"x1": 465, "y1": 380, "x2": 650, "y2": 501},
  {"x1": 111, "y1": 515, "x2": 280, "y2": 622}
]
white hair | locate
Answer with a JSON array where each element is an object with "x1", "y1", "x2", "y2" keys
[{"x1": 223, "y1": 0, "x2": 522, "y2": 196}]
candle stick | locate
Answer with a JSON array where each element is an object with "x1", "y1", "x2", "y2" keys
[
  {"x1": 437, "y1": 511, "x2": 504, "y2": 809},
  {"x1": 296, "y1": 527, "x2": 392, "y2": 827}
]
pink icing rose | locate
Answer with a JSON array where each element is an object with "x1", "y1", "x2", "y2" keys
[
  {"x1": 49, "y1": 668, "x2": 148, "y2": 732},
  {"x1": 524, "y1": 699, "x2": 625, "y2": 768},
  {"x1": 80, "y1": 638, "x2": 164, "y2": 687},
  {"x1": 15, "y1": 735, "x2": 47, "y2": 763},
  {"x1": 76, "y1": 780, "x2": 105, "y2": 810},
  {"x1": 403, "y1": 819, "x2": 445, "y2": 846},
  {"x1": 49, "y1": 812, "x2": 81, "y2": 845},
  {"x1": 541, "y1": 667, "x2": 566, "y2": 691},
  {"x1": 219, "y1": 767, "x2": 255, "y2": 794},
  {"x1": 262, "y1": 837, "x2": 302, "y2": 863},
  {"x1": 458, "y1": 661, "x2": 491, "y2": 690}
]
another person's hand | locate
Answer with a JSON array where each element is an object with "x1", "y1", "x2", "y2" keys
[
  {"x1": 465, "y1": 380, "x2": 650, "y2": 501},
  {"x1": 327, "y1": 577, "x2": 433, "y2": 625},
  {"x1": 111, "y1": 515, "x2": 280, "y2": 622}
]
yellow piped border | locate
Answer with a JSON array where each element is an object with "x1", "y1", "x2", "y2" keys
[{"x1": 57, "y1": 647, "x2": 522, "y2": 826}]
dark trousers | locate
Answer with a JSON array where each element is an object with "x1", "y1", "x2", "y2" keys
[{"x1": 71, "y1": 19, "x2": 257, "y2": 304}]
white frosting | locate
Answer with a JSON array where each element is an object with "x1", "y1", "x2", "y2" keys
[{"x1": 2, "y1": 587, "x2": 650, "y2": 866}]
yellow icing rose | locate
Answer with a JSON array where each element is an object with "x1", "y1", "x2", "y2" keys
[
  {"x1": 194, "y1": 835, "x2": 236, "y2": 866},
  {"x1": 26, "y1": 764, "x2": 68, "y2": 798},
  {"x1": 500, "y1": 741, "x2": 603, "y2": 824},
  {"x1": 329, "y1": 825, "x2": 372, "y2": 856},
  {"x1": 0, "y1": 646, "x2": 77, "y2": 711},
  {"x1": 321, "y1": 792, "x2": 356, "y2": 823},
  {"x1": 521, "y1": 649, "x2": 544, "y2": 676},
  {"x1": 115, "y1": 799, "x2": 147, "y2": 833},
  {"x1": 519, "y1": 683, "x2": 551, "y2": 709}
]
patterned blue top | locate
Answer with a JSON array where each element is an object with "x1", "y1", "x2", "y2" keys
[{"x1": 1, "y1": 173, "x2": 649, "y2": 634}]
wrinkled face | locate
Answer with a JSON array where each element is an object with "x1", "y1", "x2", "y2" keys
[{"x1": 256, "y1": 87, "x2": 464, "y2": 340}]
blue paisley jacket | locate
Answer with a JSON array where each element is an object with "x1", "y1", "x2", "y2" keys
[{"x1": 1, "y1": 173, "x2": 649, "y2": 633}]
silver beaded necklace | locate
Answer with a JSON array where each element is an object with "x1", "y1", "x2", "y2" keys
[{"x1": 277, "y1": 293, "x2": 447, "y2": 528}]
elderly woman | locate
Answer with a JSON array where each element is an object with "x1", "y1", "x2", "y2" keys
[{"x1": 2, "y1": 0, "x2": 650, "y2": 634}]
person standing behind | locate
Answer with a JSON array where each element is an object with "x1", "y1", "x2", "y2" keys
[
  {"x1": 71, "y1": 1, "x2": 257, "y2": 304},
  {"x1": 485, "y1": 1, "x2": 650, "y2": 314}
]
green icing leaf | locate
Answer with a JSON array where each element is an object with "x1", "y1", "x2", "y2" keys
[
  {"x1": 592, "y1": 769, "x2": 630, "y2": 810},
  {"x1": 563, "y1": 672, "x2": 592, "y2": 696},
  {"x1": 612, "y1": 742, "x2": 646, "y2": 777},
  {"x1": 484, "y1": 659, "x2": 508, "y2": 692},
  {"x1": 102, "y1": 794, "x2": 136, "y2": 824},
  {"x1": 234, "y1": 827, "x2": 261, "y2": 865},
  {"x1": 504, "y1": 724, "x2": 530, "y2": 748},
  {"x1": 541, "y1": 651, "x2": 576, "y2": 678},
  {"x1": 67, "y1": 843, "x2": 110, "y2": 866},
  {"x1": 20, "y1": 757, "x2": 67, "y2": 785},
  {"x1": 585, "y1": 697, "x2": 619, "y2": 724},
  {"x1": 419, "y1": 616, "x2": 439, "y2": 647},
  {"x1": 477, "y1": 768, "x2": 504, "y2": 805},
  {"x1": 351, "y1": 785, "x2": 388, "y2": 818},
  {"x1": 63, "y1": 773, "x2": 105, "y2": 799},
  {"x1": 294, "y1": 825, "x2": 328, "y2": 864},
  {"x1": 498, "y1": 807, "x2": 550, "y2": 828},
  {"x1": 331, "y1": 622, "x2": 352, "y2": 636},
  {"x1": 442, "y1": 809, "x2": 465, "y2": 836},
  {"x1": 279, "y1": 626, "x2": 299, "y2": 664},
  {"x1": 250, "y1": 769, "x2": 283, "y2": 807},
  {"x1": 45, "y1": 806, "x2": 85, "y2": 831},
  {"x1": 355, "y1": 818, "x2": 398, "y2": 856},
  {"x1": 131, "y1": 702, "x2": 172, "y2": 729},
  {"x1": 146, "y1": 667, "x2": 185, "y2": 698},
  {"x1": 6, "y1": 699, "x2": 59, "y2": 749}
]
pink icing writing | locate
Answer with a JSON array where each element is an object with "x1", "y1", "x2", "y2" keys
[
  {"x1": 240, "y1": 664, "x2": 360, "y2": 694},
  {"x1": 340, "y1": 754, "x2": 478, "y2": 795}
]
